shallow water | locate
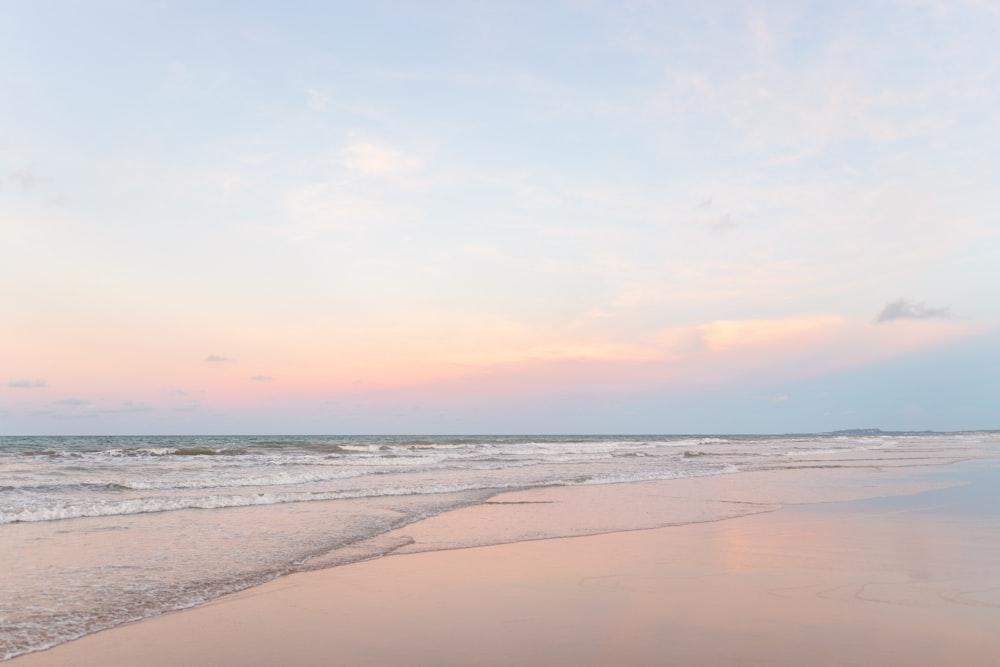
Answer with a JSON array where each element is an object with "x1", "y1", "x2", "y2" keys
[{"x1": 1, "y1": 432, "x2": 998, "y2": 660}]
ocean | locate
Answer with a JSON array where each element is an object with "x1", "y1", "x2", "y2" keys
[{"x1": 2, "y1": 431, "x2": 998, "y2": 660}]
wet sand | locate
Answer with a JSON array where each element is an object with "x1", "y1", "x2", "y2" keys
[{"x1": 10, "y1": 463, "x2": 1000, "y2": 666}]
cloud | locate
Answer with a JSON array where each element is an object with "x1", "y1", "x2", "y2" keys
[
  {"x1": 107, "y1": 401, "x2": 153, "y2": 413},
  {"x1": 695, "y1": 197, "x2": 740, "y2": 234},
  {"x1": 283, "y1": 182, "x2": 422, "y2": 236},
  {"x1": 31, "y1": 399, "x2": 153, "y2": 420},
  {"x1": 250, "y1": 375, "x2": 273, "y2": 381},
  {"x1": 30, "y1": 408, "x2": 98, "y2": 420},
  {"x1": 875, "y1": 298, "x2": 951, "y2": 323},
  {"x1": 902, "y1": 0, "x2": 1000, "y2": 17},
  {"x1": 7, "y1": 379, "x2": 46, "y2": 388},
  {"x1": 710, "y1": 213, "x2": 737, "y2": 234},
  {"x1": 306, "y1": 87, "x2": 331, "y2": 112},
  {"x1": 5, "y1": 168, "x2": 41, "y2": 192},
  {"x1": 204, "y1": 354, "x2": 232, "y2": 362},
  {"x1": 53, "y1": 398, "x2": 90, "y2": 406},
  {"x1": 340, "y1": 140, "x2": 422, "y2": 178}
]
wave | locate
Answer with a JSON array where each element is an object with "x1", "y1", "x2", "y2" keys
[
  {"x1": 117, "y1": 468, "x2": 369, "y2": 491},
  {"x1": 0, "y1": 483, "x2": 512, "y2": 524},
  {"x1": 0, "y1": 464, "x2": 744, "y2": 524},
  {"x1": 0, "y1": 468, "x2": 372, "y2": 494}
]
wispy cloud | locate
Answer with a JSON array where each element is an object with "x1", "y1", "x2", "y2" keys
[
  {"x1": 6, "y1": 168, "x2": 41, "y2": 192},
  {"x1": 7, "y1": 379, "x2": 46, "y2": 388},
  {"x1": 875, "y1": 298, "x2": 952, "y2": 323},
  {"x1": 106, "y1": 401, "x2": 153, "y2": 413},
  {"x1": 306, "y1": 87, "x2": 331, "y2": 112},
  {"x1": 901, "y1": 0, "x2": 1000, "y2": 17},
  {"x1": 250, "y1": 375, "x2": 273, "y2": 382},
  {"x1": 696, "y1": 198, "x2": 739, "y2": 234},
  {"x1": 31, "y1": 408, "x2": 98, "y2": 420},
  {"x1": 204, "y1": 354, "x2": 232, "y2": 363},
  {"x1": 53, "y1": 398, "x2": 90, "y2": 406},
  {"x1": 33, "y1": 399, "x2": 153, "y2": 419},
  {"x1": 283, "y1": 178, "x2": 423, "y2": 236},
  {"x1": 341, "y1": 139, "x2": 423, "y2": 178}
]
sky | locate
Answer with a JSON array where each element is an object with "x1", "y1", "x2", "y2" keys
[{"x1": 2, "y1": 0, "x2": 998, "y2": 435}]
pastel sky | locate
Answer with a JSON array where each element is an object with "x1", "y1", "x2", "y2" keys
[{"x1": 2, "y1": 1, "x2": 998, "y2": 435}]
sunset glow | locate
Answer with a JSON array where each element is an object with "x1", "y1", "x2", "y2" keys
[{"x1": 2, "y1": 2, "x2": 998, "y2": 434}]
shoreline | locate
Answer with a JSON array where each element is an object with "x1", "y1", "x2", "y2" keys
[{"x1": 9, "y1": 456, "x2": 1000, "y2": 666}]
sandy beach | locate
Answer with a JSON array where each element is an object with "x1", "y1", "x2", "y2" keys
[{"x1": 9, "y1": 459, "x2": 1000, "y2": 667}]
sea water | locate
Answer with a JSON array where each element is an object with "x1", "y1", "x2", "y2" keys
[{"x1": 2, "y1": 432, "x2": 998, "y2": 660}]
